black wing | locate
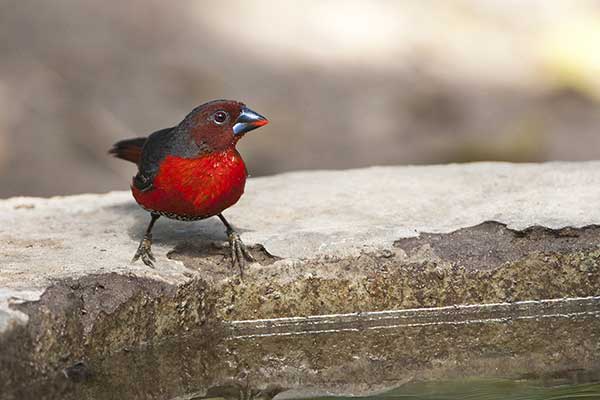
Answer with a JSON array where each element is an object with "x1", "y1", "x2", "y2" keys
[
  {"x1": 133, "y1": 126, "x2": 209, "y2": 191},
  {"x1": 133, "y1": 127, "x2": 176, "y2": 191}
]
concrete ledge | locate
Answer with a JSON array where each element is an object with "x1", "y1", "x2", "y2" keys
[{"x1": 1, "y1": 162, "x2": 600, "y2": 398}]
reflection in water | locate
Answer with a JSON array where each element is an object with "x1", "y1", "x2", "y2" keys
[
  {"x1": 178, "y1": 378, "x2": 600, "y2": 400},
  {"x1": 306, "y1": 379, "x2": 600, "y2": 400},
  {"x1": 5, "y1": 297, "x2": 600, "y2": 400}
]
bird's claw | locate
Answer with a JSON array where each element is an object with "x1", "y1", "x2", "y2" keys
[
  {"x1": 132, "y1": 236, "x2": 155, "y2": 268},
  {"x1": 227, "y1": 230, "x2": 255, "y2": 275}
]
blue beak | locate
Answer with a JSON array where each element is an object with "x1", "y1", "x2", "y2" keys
[{"x1": 233, "y1": 106, "x2": 269, "y2": 136}]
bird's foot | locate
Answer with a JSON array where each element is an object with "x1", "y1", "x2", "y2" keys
[
  {"x1": 132, "y1": 235, "x2": 155, "y2": 267},
  {"x1": 227, "y1": 230, "x2": 255, "y2": 275}
]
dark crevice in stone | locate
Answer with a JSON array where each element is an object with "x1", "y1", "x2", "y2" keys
[{"x1": 395, "y1": 221, "x2": 600, "y2": 271}]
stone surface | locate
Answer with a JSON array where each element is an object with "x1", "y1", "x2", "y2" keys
[
  {"x1": 4, "y1": 161, "x2": 600, "y2": 280},
  {"x1": 1, "y1": 162, "x2": 600, "y2": 399}
]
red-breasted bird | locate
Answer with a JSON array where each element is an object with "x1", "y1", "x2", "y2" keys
[{"x1": 109, "y1": 100, "x2": 269, "y2": 271}]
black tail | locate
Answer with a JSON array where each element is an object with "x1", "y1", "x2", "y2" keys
[{"x1": 109, "y1": 137, "x2": 147, "y2": 164}]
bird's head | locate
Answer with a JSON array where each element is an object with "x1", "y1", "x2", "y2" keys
[{"x1": 179, "y1": 100, "x2": 269, "y2": 152}]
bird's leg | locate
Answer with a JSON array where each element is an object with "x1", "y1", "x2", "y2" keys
[
  {"x1": 218, "y1": 213, "x2": 255, "y2": 274},
  {"x1": 132, "y1": 213, "x2": 160, "y2": 267}
]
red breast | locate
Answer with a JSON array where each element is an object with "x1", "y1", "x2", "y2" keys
[{"x1": 132, "y1": 148, "x2": 247, "y2": 219}]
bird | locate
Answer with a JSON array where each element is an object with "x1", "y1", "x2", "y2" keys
[{"x1": 109, "y1": 99, "x2": 269, "y2": 272}]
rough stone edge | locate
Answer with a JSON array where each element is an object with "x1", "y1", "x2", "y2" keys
[
  {"x1": 0, "y1": 289, "x2": 42, "y2": 333},
  {"x1": 2, "y1": 221, "x2": 600, "y2": 397}
]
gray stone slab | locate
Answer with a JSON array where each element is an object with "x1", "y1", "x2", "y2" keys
[
  {"x1": 3, "y1": 161, "x2": 600, "y2": 283},
  {"x1": 0, "y1": 161, "x2": 597, "y2": 331},
  {"x1": 1, "y1": 162, "x2": 600, "y2": 398}
]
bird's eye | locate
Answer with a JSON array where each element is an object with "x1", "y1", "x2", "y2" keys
[{"x1": 213, "y1": 111, "x2": 228, "y2": 124}]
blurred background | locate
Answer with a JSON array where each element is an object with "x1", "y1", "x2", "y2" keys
[{"x1": 2, "y1": 0, "x2": 600, "y2": 197}]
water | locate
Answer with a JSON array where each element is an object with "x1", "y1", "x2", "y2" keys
[
  {"x1": 4, "y1": 297, "x2": 600, "y2": 400},
  {"x1": 170, "y1": 378, "x2": 600, "y2": 400},
  {"x1": 304, "y1": 379, "x2": 600, "y2": 400}
]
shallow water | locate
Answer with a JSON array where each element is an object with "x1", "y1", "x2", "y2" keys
[
  {"x1": 4, "y1": 297, "x2": 600, "y2": 400},
  {"x1": 304, "y1": 379, "x2": 600, "y2": 400},
  {"x1": 170, "y1": 377, "x2": 600, "y2": 400}
]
